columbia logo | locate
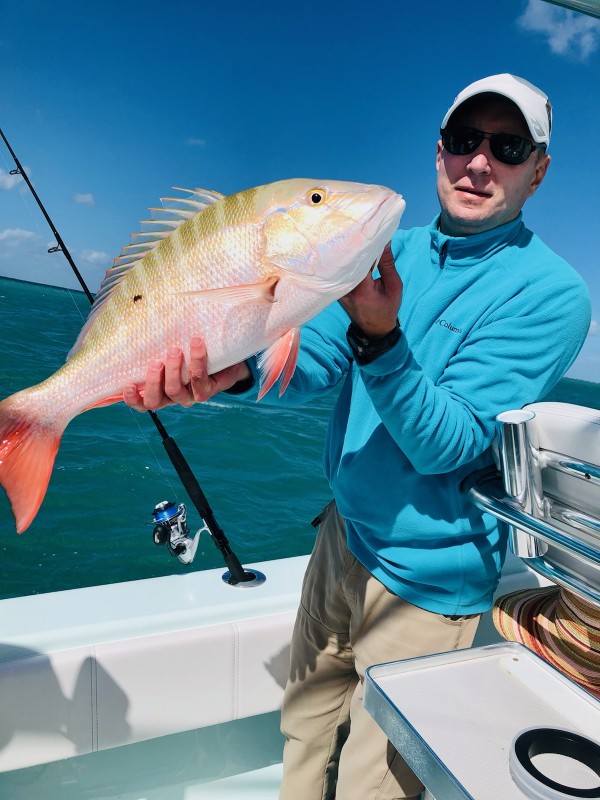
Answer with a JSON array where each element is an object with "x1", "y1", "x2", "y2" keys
[{"x1": 435, "y1": 318, "x2": 461, "y2": 333}]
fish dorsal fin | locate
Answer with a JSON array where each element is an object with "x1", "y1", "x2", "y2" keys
[{"x1": 67, "y1": 187, "x2": 224, "y2": 359}]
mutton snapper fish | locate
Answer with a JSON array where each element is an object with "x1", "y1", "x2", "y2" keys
[{"x1": 0, "y1": 178, "x2": 405, "y2": 533}]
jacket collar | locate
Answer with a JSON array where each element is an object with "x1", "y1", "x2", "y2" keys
[{"x1": 429, "y1": 213, "x2": 524, "y2": 267}]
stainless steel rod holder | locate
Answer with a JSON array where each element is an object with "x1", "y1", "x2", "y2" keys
[
  {"x1": 496, "y1": 410, "x2": 549, "y2": 558},
  {"x1": 466, "y1": 467, "x2": 600, "y2": 608}
]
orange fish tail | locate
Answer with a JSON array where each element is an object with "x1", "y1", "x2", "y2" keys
[{"x1": 0, "y1": 396, "x2": 63, "y2": 533}]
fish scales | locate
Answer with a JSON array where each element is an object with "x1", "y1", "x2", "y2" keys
[{"x1": 67, "y1": 198, "x2": 263, "y2": 397}]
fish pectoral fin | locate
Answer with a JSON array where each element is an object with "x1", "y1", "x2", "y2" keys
[
  {"x1": 257, "y1": 328, "x2": 301, "y2": 401},
  {"x1": 175, "y1": 276, "x2": 279, "y2": 305}
]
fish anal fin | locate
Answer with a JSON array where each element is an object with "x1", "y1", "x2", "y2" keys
[
  {"x1": 0, "y1": 398, "x2": 62, "y2": 533},
  {"x1": 257, "y1": 328, "x2": 301, "y2": 401},
  {"x1": 176, "y1": 276, "x2": 279, "y2": 305},
  {"x1": 83, "y1": 394, "x2": 123, "y2": 412}
]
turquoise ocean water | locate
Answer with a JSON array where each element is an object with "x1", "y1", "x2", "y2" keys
[{"x1": 0, "y1": 276, "x2": 598, "y2": 600}]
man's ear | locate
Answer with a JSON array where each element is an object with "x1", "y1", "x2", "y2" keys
[
  {"x1": 436, "y1": 140, "x2": 443, "y2": 172},
  {"x1": 528, "y1": 153, "x2": 551, "y2": 197}
]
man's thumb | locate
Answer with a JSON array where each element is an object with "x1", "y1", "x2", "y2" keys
[{"x1": 378, "y1": 243, "x2": 398, "y2": 280}]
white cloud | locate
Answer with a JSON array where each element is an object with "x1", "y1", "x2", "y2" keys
[
  {"x1": 589, "y1": 319, "x2": 599, "y2": 336},
  {"x1": 186, "y1": 137, "x2": 206, "y2": 146},
  {"x1": 0, "y1": 227, "x2": 35, "y2": 248},
  {"x1": 517, "y1": 0, "x2": 600, "y2": 60},
  {"x1": 79, "y1": 248, "x2": 111, "y2": 267},
  {"x1": 73, "y1": 193, "x2": 95, "y2": 206},
  {"x1": 0, "y1": 168, "x2": 24, "y2": 190}
]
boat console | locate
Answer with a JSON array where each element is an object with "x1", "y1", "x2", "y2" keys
[
  {"x1": 473, "y1": 402, "x2": 600, "y2": 606},
  {"x1": 365, "y1": 402, "x2": 600, "y2": 800}
]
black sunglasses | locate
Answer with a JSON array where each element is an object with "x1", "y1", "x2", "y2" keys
[{"x1": 440, "y1": 125, "x2": 545, "y2": 165}]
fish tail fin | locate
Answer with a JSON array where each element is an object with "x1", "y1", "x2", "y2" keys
[{"x1": 0, "y1": 395, "x2": 63, "y2": 533}]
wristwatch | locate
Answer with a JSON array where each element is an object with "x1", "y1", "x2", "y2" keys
[{"x1": 346, "y1": 319, "x2": 401, "y2": 365}]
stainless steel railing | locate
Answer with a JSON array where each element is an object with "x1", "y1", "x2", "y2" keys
[{"x1": 466, "y1": 408, "x2": 600, "y2": 608}]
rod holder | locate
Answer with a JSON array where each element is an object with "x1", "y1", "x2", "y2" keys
[{"x1": 496, "y1": 410, "x2": 548, "y2": 558}]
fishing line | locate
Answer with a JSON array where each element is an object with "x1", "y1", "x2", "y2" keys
[
  {"x1": 127, "y1": 407, "x2": 181, "y2": 499},
  {"x1": 0, "y1": 125, "x2": 256, "y2": 585},
  {"x1": 65, "y1": 289, "x2": 89, "y2": 325}
]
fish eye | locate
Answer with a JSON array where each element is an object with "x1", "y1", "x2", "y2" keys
[{"x1": 306, "y1": 188, "x2": 326, "y2": 205}]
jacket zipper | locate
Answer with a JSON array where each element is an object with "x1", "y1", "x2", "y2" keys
[{"x1": 439, "y1": 241, "x2": 448, "y2": 269}]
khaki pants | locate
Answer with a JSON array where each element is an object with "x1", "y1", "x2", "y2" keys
[{"x1": 280, "y1": 501, "x2": 480, "y2": 800}]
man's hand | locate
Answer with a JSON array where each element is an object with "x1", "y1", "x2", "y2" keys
[
  {"x1": 339, "y1": 242, "x2": 403, "y2": 337},
  {"x1": 123, "y1": 335, "x2": 252, "y2": 411}
]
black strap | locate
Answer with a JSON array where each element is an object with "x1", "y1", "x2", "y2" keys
[{"x1": 346, "y1": 319, "x2": 401, "y2": 365}]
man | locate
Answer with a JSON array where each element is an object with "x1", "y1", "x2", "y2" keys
[{"x1": 124, "y1": 74, "x2": 592, "y2": 799}]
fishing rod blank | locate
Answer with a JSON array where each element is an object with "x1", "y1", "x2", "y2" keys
[
  {"x1": 0, "y1": 125, "x2": 259, "y2": 586},
  {"x1": 0, "y1": 127, "x2": 95, "y2": 305}
]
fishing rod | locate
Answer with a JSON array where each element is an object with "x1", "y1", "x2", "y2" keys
[{"x1": 0, "y1": 125, "x2": 261, "y2": 586}]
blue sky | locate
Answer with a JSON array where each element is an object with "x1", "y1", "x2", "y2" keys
[{"x1": 0, "y1": 0, "x2": 598, "y2": 381}]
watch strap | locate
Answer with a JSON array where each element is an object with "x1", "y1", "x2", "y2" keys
[{"x1": 346, "y1": 319, "x2": 401, "y2": 365}]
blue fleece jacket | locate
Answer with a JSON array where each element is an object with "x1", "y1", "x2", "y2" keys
[{"x1": 247, "y1": 214, "x2": 591, "y2": 614}]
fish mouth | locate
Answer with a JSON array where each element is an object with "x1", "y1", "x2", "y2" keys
[{"x1": 362, "y1": 193, "x2": 406, "y2": 240}]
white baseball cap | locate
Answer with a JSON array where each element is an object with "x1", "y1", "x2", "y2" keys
[{"x1": 441, "y1": 73, "x2": 552, "y2": 146}]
